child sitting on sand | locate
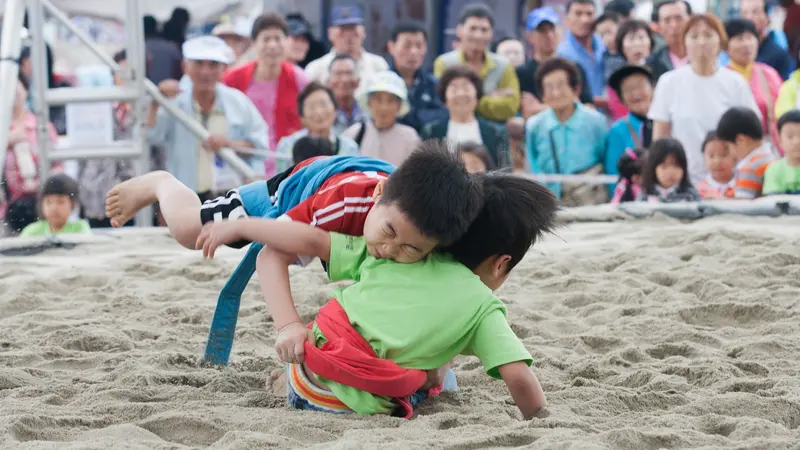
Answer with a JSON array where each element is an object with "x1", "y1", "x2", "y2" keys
[
  {"x1": 20, "y1": 174, "x2": 91, "y2": 237},
  {"x1": 762, "y1": 110, "x2": 800, "y2": 195},
  {"x1": 637, "y1": 138, "x2": 701, "y2": 203},
  {"x1": 610, "y1": 148, "x2": 644, "y2": 204},
  {"x1": 716, "y1": 107, "x2": 777, "y2": 199},
  {"x1": 196, "y1": 171, "x2": 558, "y2": 419},
  {"x1": 696, "y1": 132, "x2": 736, "y2": 199}
]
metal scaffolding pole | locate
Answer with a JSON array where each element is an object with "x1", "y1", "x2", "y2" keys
[
  {"x1": 123, "y1": 0, "x2": 152, "y2": 227},
  {"x1": 28, "y1": 0, "x2": 52, "y2": 183},
  {"x1": 38, "y1": 0, "x2": 259, "y2": 182},
  {"x1": 0, "y1": 0, "x2": 27, "y2": 177}
]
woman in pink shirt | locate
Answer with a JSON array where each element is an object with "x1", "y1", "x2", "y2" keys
[
  {"x1": 724, "y1": 18, "x2": 783, "y2": 154},
  {"x1": 607, "y1": 20, "x2": 655, "y2": 121},
  {"x1": 2, "y1": 79, "x2": 60, "y2": 233}
]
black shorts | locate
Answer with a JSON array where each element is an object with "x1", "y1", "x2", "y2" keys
[{"x1": 198, "y1": 164, "x2": 298, "y2": 249}]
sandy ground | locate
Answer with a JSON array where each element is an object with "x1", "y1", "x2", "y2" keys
[{"x1": 1, "y1": 216, "x2": 800, "y2": 449}]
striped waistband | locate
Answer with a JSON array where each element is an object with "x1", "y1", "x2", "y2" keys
[{"x1": 287, "y1": 363, "x2": 352, "y2": 412}]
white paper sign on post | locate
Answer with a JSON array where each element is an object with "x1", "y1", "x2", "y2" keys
[{"x1": 65, "y1": 64, "x2": 115, "y2": 147}]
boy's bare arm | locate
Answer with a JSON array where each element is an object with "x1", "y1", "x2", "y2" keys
[
  {"x1": 256, "y1": 247, "x2": 302, "y2": 329},
  {"x1": 197, "y1": 218, "x2": 331, "y2": 261},
  {"x1": 497, "y1": 361, "x2": 547, "y2": 420},
  {"x1": 256, "y1": 247, "x2": 314, "y2": 364}
]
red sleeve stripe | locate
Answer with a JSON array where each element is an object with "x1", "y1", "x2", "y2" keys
[{"x1": 311, "y1": 198, "x2": 374, "y2": 226}]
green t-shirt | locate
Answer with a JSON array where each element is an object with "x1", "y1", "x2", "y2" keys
[
  {"x1": 313, "y1": 233, "x2": 532, "y2": 415},
  {"x1": 762, "y1": 158, "x2": 800, "y2": 195},
  {"x1": 19, "y1": 219, "x2": 91, "y2": 237}
]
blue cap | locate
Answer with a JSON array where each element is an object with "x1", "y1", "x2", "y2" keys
[
  {"x1": 331, "y1": 4, "x2": 364, "y2": 26},
  {"x1": 526, "y1": 7, "x2": 560, "y2": 31}
]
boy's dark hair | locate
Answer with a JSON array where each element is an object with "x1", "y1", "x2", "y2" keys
[
  {"x1": 41, "y1": 174, "x2": 80, "y2": 201},
  {"x1": 701, "y1": 131, "x2": 723, "y2": 153},
  {"x1": 297, "y1": 81, "x2": 338, "y2": 117},
  {"x1": 777, "y1": 109, "x2": 800, "y2": 132},
  {"x1": 651, "y1": 0, "x2": 692, "y2": 22},
  {"x1": 594, "y1": 11, "x2": 622, "y2": 31},
  {"x1": 437, "y1": 65, "x2": 484, "y2": 103},
  {"x1": 458, "y1": 142, "x2": 495, "y2": 171},
  {"x1": 716, "y1": 107, "x2": 764, "y2": 143},
  {"x1": 444, "y1": 173, "x2": 558, "y2": 272},
  {"x1": 251, "y1": 12, "x2": 288, "y2": 40},
  {"x1": 724, "y1": 18, "x2": 758, "y2": 41},
  {"x1": 380, "y1": 140, "x2": 484, "y2": 246},
  {"x1": 458, "y1": 2, "x2": 495, "y2": 27},
  {"x1": 535, "y1": 57, "x2": 581, "y2": 95},
  {"x1": 606, "y1": 0, "x2": 636, "y2": 17},
  {"x1": 390, "y1": 20, "x2": 427, "y2": 42},
  {"x1": 615, "y1": 20, "x2": 654, "y2": 58},
  {"x1": 642, "y1": 138, "x2": 693, "y2": 194},
  {"x1": 566, "y1": 0, "x2": 596, "y2": 13},
  {"x1": 292, "y1": 136, "x2": 335, "y2": 164}
]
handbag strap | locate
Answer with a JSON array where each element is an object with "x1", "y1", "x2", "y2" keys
[
  {"x1": 548, "y1": 129, "x2": 562, "y2": 174},
  {"x1": 624, "y1": 117, "x2": 643, "y2": 148},
  {"x1": 753, "y1": 65, "x2": 775, "y2": 132},
  {"x1": 354, "y1": 120, "x2": 367, "y2": 147}
]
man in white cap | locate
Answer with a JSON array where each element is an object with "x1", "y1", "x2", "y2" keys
[
  {"x1": 146, "y1": 36, "x2": 268, "y2": 201},
  {"x1": 341, "y1": 71, "x2": 420, "y2": 166}
]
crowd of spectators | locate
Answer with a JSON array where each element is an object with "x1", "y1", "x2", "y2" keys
[{"x1": 3, "y1": 1, "x2": 800, "y2": 238}]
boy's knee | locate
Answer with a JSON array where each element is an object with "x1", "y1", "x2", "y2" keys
[{"x1": 256, "y1": 246, "x2": 274, "y2": 271}]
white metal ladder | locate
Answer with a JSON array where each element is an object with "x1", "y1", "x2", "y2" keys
[{"x1": 0, "y1": 0, "x2": 258, "y2": 228}]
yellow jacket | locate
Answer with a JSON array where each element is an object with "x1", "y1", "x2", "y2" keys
[
  {"x1": 775, "y1": 70, "x2": 800, "y2": 119},
  {"x1": 434, "y1": 50, "x2": 520, "y2": 123}
]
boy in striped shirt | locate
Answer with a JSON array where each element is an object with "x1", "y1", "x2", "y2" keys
[{"x1": 716, "y1": 107, "x2": 777, "y2": 199}]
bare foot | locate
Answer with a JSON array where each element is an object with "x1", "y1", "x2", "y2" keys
[
  {"x1": 106, "y1": 171, "x2": 168, "y2": 227},
  {"x1": 266, "y1": 368, "x2": 287, "y2": 395}
]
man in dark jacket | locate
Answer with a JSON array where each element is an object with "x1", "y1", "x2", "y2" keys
[
  {"x1": 646, "y1": 0, "x2": 692, "y2": 82},
  {"x1": 387, "y1": 21, "x2": 448, "y2": 133}
]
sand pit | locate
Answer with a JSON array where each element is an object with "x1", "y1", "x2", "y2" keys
[{"x1": 1, "y1": 216, "x2": 800, "y2": 449}]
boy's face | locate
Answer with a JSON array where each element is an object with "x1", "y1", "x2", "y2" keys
[
  {"x1": 704, "y1": 139, "x2": 735, "y2": 183},
  {"x1": 363, "y1": 199, "x2": 439, "y2": 264},
  {"x1": 619, "y1": 74, "x2": 653, "y2": 116},
  {"x1": 726, "y1": 136, "x2": 751, "y2": 160},
  {"x1": 780, "y1": 122, "x2": 800, "y2": 163},
  {"x1": 367, "y1": 91, "x2": 401, "y2": 129},
  {"x1": 42, "y1": 194, "x2": 73, "y2": 229}
]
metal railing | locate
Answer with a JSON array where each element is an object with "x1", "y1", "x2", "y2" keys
[{"x1": 0, "y1": 0, "x2": 263, "y2": 228}]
